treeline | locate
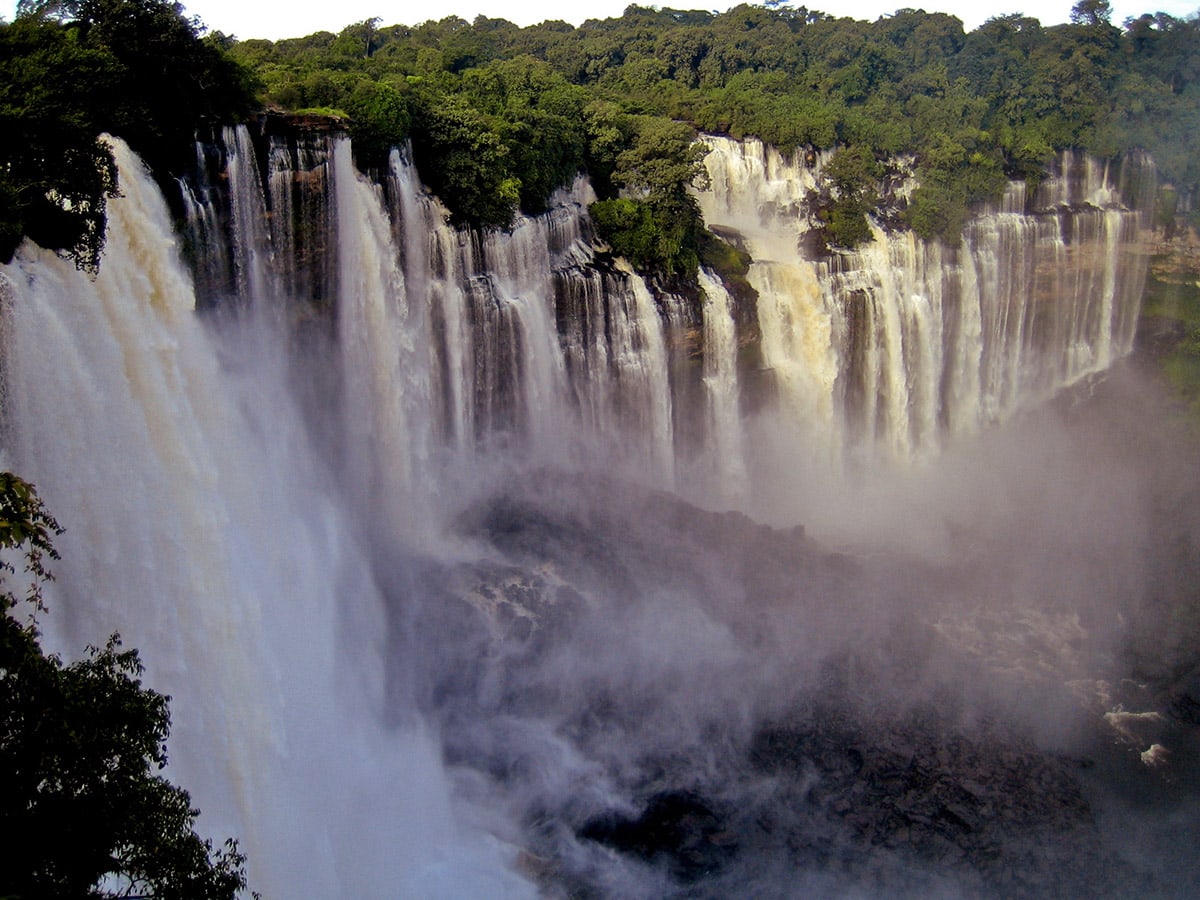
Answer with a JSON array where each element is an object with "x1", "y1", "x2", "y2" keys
[
  {"x1": 225, "y1": 1, "x2": 1200, "y2": 278},
  {"x1": 0, "y1": 0, "x2": 254, "y2": 270},
  {"x1": 4, "y1": 1, "x2": 1200, "y2": 284}
]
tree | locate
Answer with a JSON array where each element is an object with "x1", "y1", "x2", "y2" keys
[
  {"x1": 589, "y1": 116, "x2": 710, "y2": 282},
  {"x1": 1070, "y1": 0, "x2": 1112, "y2": 27},
  {"x1": 14, "y1": 0, "x2": 83, "y2": 15},
  {"x1": 345, "y1": 79, "x2": 411, "y2": 171},
  {"x1": 0, "y1": 17, "x2": 119, "y2": 270},
  {"x1": 332, "y1": 17, "x2": 381, "y2": 61},
  {"x1": 0, "y1": 472, "x2": 252, "y2": 899},
  {"x1": 200, "y1": 3, "x2": 1200, "y2": 269},
  {"x1": 409, "y1": 91, "x2": 519, "y2": 228},
  {"x1": 0, "y1": 1, "x2": 255, "y2": 270},
  {"x1": 68, "y1": 0, "x2": 257, "y2": 174},
  {"x1": 820, "y1": 144, "x2": 880, "y2": 249},
  {"x1": 459, "y1": 56, "x2": 589, "y2": 214}
]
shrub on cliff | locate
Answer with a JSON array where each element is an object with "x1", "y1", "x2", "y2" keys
[
  {"x1": 0, "y1": 471, "x2": 252, "y2": 899},
  {"x1": 589, "y1": 116, "x2": 710, "y2": 282},
  {"x1": 0, "y1": 1, "x2": 255, "y2": 270}
]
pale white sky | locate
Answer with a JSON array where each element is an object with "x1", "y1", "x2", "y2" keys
[{"x1": 3, "y1": 0, "x2": 1197, "y2": 40}]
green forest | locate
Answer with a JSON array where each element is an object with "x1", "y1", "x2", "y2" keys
[
  {"x1": 225, "y1": 0, "x2": 1200, "y2": 280},
  {"x1": 3, "y1": 0, "x2": 1200, "y2": 284}
]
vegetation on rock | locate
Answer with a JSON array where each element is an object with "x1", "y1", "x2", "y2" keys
[
  {"x1": 588, "y1": 115, "x2": 710, "y2": 284},
  {"x1": 0, "y1": 0, "x2": 255, "y2": 270},
  {"x1": 215, "y1": 2, "x2": 1200, "y2": 278},
  {"x1": 5, "y1": 1, "x2": 1200, "y2": 279},
  {"x1": 1141, "y1": 241, "x2": 1200, "y2": 424},
  {"x1": 0, "y1": 472, "x2": 251, "y2": 898}
]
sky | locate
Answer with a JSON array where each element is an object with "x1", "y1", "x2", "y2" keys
[{"x1": 3, "y1": 0, "x2": 1198, "y2": 40}]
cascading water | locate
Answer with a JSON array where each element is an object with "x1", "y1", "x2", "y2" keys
[
  {"x1": 0, "y1": 125, "x2": 1174, "y2": 898},
  {"x1": 334, "y1": 138, "x2": 436, "y2": 537},
  {"x1": 697, "y1": 135, "x2": 1151, "y2": 467},
  {"x1": 0, "y1": 137, "x2": 534, "y2": 897},
  {"x1": 698, "y1": 268, "x2": 747, "y2": 502},
  {"x1": 185, "y1": 127, "x2": 1152, "y2": 510}
]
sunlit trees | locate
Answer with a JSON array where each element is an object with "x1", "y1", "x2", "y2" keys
[
  {"x1": 221, "y1": 3, "x2": 1200, "y2": 256},
  {"x1": 589, "y1": 116, "x2": 710, "y2": 281},
  {"x1": 821, "y1": 144, "x2": 881, "y2": 249},
  {"x1": 409, "y1": 92, "x2": 519, "y2": 228},
  {"x1": 15, "y1": 1, "x2": 1198, "y2": 274}
]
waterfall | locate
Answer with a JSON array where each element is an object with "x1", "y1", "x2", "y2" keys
[
  {"x1": 0, "y1": 125, "x2": 1156, "y2": 897},
  {"x1": 697, "y1": 135, "x2": 1152, "y2": 465},
  {"x1": 818, "y1": 230, "x2": 947, "y2": 460},
  {"x1": 182, "y1": 128, "x2": 1149, "y2": 493},
  {"x1": 378, "y1": 143, "x2": 678, "y2": 490},
  {"x1": 0, "y1": 136, "x2": 534, "y2": 897},
  {"x1": 334, "y1": 139, "x2": 435, "y2": 536},
  {"x1": 224, "y1": 125, "x2": 275, "y2": 308},
  {"x1": 177, "y1": 140, "x2": 230, "y2": 303},
  {"x1": 698, "y1": 269, "x2": 746, "y2": 501},
  {"x1": 263, "y1": 132, "x2": 333, "y2": 305}
]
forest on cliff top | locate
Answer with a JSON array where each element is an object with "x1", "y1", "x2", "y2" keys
[
  {"x1": 4, "y1": 6, "x2": 1200, "y2": 897},
  {"x1": 3, "y1": 1, "x2": 1200, "y2": 281},
  {"x1": 229, "y1": 2, "x2": 1200, "y2": 269}
]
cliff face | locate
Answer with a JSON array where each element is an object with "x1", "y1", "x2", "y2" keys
[
  {"x1": 1137, "y1": 226, "x2": 1200, "y2": 423},
  {"x1": 175, "y1": 127, "x2": 1154, "y2": 504}
]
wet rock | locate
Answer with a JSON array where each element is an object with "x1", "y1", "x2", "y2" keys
[
  {"x1": 1170, "y1": 691, "x2": 1200, "y2": 725},
  {"x1": 579, "y1": 790, "x2": 736, "y2": 882},
  {"x1": 738, "y1": 710, "x2": 1152, "y2": 897}
]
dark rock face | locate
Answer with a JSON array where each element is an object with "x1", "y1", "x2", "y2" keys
[
  {"x1": 580, "y1": 790, "x2": 736, "y2": 883},
  {"x1": 743, "y1": 716, "x2": 1124, "y2": 898},
  {"x1": 388, "y1": 465, "x2": 1199, "y2": 899},
  {"x1": 256, "y1": 109, "x2": 348, "y2": 137}
]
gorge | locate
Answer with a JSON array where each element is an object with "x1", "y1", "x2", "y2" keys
[{"x1": 1, "y1": 125, "x2": 1197, "y2": 897}]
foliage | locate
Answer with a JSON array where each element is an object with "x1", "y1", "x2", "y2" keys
[
  {"x1": 408, "y1": 91, "x2": 519, "y2": 228},
  {"x1": 1142, "y1": 255, "x2": 1200, "y2": 424},
  {"x1": 0, "y1": 471, "x2": 62, "y2": 610},
  {"x1": 590, "y1": 116, "x2": 710, "y2": 281},
  {"x1": 459, "y1": 56, "x2": 589, "y2": 215},
  {"x1": 12, "y1": 1, "x2": 1200, "y2": 274},
  {"x1": 1070, "y1": 0, "x2": 1113, "y2": 27},
  {"x1": 0, "y1": 0, "x2": 255, "y2": 269},
  {"x1": 820, "y1": 144, "x2": 881, "y2": 249},
  {"x1": 0, "y1": 18, "x2": 118, "y2": 270},
  {"x1": 215, "y1": 3, "x2": 1200, "y2": 274},
  {"x1": 344, "y1": 79, "x2": 410, "y2": 171},
  {"x1": 589, "y1": 197, "x2": 661, "y2": 271},
  {"x1": 0, "y1": 472, "x2": 251, "y2": 899},
  {"x1": 697, "y1": 227, "x2": 756, "y2": 310},
  {"x1": 1163, "y1": 341, "x2": 1200, "y2": 424},
  {"x1": 67, "y1": 0, "x2": 257, "y2": 172},
  {"x1": 611, "y1": 117, "x2": 710, "y2": 201},
  {"x1": 581, "y1": 99, "x2": 634, "y2": 197}
]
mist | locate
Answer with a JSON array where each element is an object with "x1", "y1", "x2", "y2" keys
[
  {"x1": 387, "y1": 352, "x2": 1199, "y2": 898},
  {"x1": 1, "y1": 130, "x2": 1196, "y2": 898}
]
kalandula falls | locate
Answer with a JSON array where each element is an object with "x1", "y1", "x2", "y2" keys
[{"x1": 2, "y1": 112, "x2": 1198, "y2": 897}]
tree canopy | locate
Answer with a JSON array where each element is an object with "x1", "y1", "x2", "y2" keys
[
  {"x1": 4, "y1": 2, "x2": 1199, "y2": 280},
  {"x1": 216, "y1": 3, "x2": 1200, "y2": 275},
  {"x1": 0, "y1": 472, "x2": 252, "y2": 899},
  {"x1": 0, "y1": 0, "x2": 255, "y2": 270}
]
